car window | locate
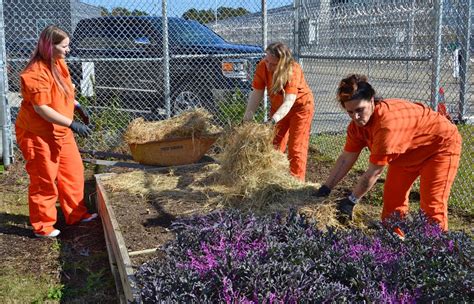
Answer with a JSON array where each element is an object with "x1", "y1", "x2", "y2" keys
[
  {"x1": 153, "y1": 19, "x2": 226, "y2": 46},
  {"x1": 74, "y1": 18, "x2": 159, "y2": 51}
]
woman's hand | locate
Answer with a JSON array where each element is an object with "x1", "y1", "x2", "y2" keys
[
  {"x1": 243, "y1": 89, "x2": 264, "y2": 122},
  {"x1": 322, "y1": 151, "x2": 360, "y2": 190}
]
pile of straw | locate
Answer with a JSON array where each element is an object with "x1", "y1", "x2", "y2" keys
[
  {"x1": 216, "y1": 122, "x2": 315, "y2": 208},
  {"x1": 123, "y1": 108, "x2": 221, "y2": 145}
]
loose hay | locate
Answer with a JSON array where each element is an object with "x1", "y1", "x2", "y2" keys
[
  {"x1": 216, "y1": 122, "x2": 312, "y2": 208},
  {"x1": 105, "y1": 121, "x2": 377, "y2": 232},
  {"x1": 123, "y1": 108, "x2": 222, "y2": 144}
]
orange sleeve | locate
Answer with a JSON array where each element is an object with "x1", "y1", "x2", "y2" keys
[
  {"x1": 252, "y1": 60, "x2": 267, "y2": 90},
  {"x1": 283, "y1": 63, "x2": 301, "y2": 95},
  {"x1": 20, "y1": 70, "x2": 52, "y2": 106},
  {"x1": 343, "y1": 122, "x2": 366, "y2": 153}
]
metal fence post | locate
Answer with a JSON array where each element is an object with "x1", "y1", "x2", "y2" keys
[
  {"x1": 459, "y1": 0, "x2": 472, "y2": 122},
  {"x1": 162, "y1": 0, "x2": 171, "y2": 118},
  {"x1": 0, "y1": 0, "x2": 12, "y2": 167},
  {"x1": 430, "y1": 0, "x2": 443, "y2": 110},
  {"x1": 293, "y1": 0, "x2": 299, "y2": 62},
  {"x1": 262, "y1": 0, "x2": 268, "y2": 121}
]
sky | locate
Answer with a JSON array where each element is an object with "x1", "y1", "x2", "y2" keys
[{"x1": 81, "y1": 0, "x2": 293, "y2": 18}]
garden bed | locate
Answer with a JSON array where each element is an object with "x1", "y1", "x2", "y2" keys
[
  {"x1": 95, "y1": 157, "x2": 350, "y2": 302},
  {"x1": 95, "y1": 153, "x2": 473, "y2": 303}
]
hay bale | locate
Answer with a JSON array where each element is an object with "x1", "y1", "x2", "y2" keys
[{"x1": 123, "y1": 108, "x2": 221, "y2": 145}]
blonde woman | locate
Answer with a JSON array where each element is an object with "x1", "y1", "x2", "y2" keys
[{"x1": 244, "y1": 42, "x2": 314, "y2": 181}]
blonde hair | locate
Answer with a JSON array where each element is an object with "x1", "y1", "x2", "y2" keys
[
  {"x1": 23, "y1": 25, "x2": 72, "y2": 97},
  {"x1": 266, "y1": 42, "x2": 294, "y2": 96}
]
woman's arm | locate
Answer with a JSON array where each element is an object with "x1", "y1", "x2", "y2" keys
[
  {"x1": 271, "y1": 93, "x2": 297, "y2": 123},
  {"x1": 33, "y1": 104, "x2": 73, "y2": 127},
  {"x1": 323, "y1": 151, "x2": 360, "y2": 189},
  {"x1": 351, "y1": 162, "x2": 385, "y2": 199},
  {"x1": 243, "y1": 89, "x2": 264, "y2": 121}
]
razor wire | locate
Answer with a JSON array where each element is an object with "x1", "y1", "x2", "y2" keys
[{"x1": 1, "y1": 0, "x2": 472, "y2": 211}]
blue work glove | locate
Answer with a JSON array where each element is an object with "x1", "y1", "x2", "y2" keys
[
  {"x1": 75, "y1": 104, "x2": 90, "y2": 125},
  {"x1": 314, "y1": 184, "x2": 331, "y2": 197},
  {"x1": 69, "y1": 121, "x2": 92, "y2": 138},
  {"x1": 337, "y1": 196, "x2": 356, "y2": 223}
]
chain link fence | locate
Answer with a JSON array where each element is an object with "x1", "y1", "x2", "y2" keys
[{"x1": 0, "y1": 0, "x2": 472, "y2": 211}]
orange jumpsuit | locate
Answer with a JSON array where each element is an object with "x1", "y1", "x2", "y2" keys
[
  {"x1": 252, "y1": 60, "x2": 315, "y2": 181},
  {"x1": 15, "y1": 59, "x2": 89, "y2": 236},
  {"x1": 344, "y1": 99, "x2": 462, "y2": 230}
]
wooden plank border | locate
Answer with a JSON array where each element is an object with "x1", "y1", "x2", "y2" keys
[{"x1": 95, "y1": 173, "x2": 142, "y2": 303}]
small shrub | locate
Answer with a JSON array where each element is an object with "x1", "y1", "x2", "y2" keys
[
  {"x1": 217, "y1": 88, "x2": 266, "y2": 126},
  {"x1": 136, "y1": 210, "x2": 473, "y2": 303}
]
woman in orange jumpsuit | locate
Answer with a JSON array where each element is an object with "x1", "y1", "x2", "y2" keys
[
  {"x1": 15, "y1": 25, "x2": 97, "y2": 238},
  {"x1": 243, "y1": 42, "x2": 314, "y2": 181},
  {"x1": 316, "y1": 74, "x2": 461, "y2": 233}
]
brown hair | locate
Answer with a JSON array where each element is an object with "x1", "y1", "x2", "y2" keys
[
  {"x1": 265, "y1": 42, "x2": 295, "y2": 96},
  {"x1": 23, "y1": 25, "x2": 72, "y2": 97},
  {"x1": 337, "y1": 74, "x2": 378, "y2": 107}
]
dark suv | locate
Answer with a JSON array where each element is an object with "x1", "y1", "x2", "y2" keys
[{"x1": 70, "y1": 16, "x2": 263, "y2": 117}]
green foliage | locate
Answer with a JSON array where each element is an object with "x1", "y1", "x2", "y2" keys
[
  {"x1": 50, "y1": 240, "x2": 61, "y2": 253},
  {"x1": 86, "y1": 268, "x2": 107, "y2": 291},
  {"x1": 46, "y1": 285, "x2": 64, "y2": 301},
  {"x1": 76, "y1": 87, "x2": 131, "y2": 151},
  {"x1": 217, "y1": 88, "x2": 265, "y2": 126},
  {"x1": 450, "y1": 124, "x2": 473, "y2": 213},
  {"x1": 183, "y1": 6, "x2": 250, "y2": 24},
  {"x1": 100, "y1": 6, "x2": 148, "y2": 16}
]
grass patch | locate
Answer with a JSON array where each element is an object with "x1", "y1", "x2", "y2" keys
[
  {"x1": 0, "y1": 272, "x2": 61, "y2": 303},
  {"x1": 450, "y1": 124, "x2": 473, "y2": 214}
]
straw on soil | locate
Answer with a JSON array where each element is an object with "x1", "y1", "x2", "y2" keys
[
  {"x1": 216, "y1": 122, "x2": 317, "y2": 208},
  {"x1": 123, "y1": 108, "x2": 222, "y2": 145},
  {"x1": 108, "y1": 120, "x2": 379, "y2": 232}
]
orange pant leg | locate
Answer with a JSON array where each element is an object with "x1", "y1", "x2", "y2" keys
[
  {"x1": 285, "y1": 104, "x2": 314, "y2": 181},
  {"x1": 382, "y1": 164, "x2": 419, "y2": 222},
  {"x1": 419, "y1": 135, "x2": 461, "y2": 231},
  {"x1": 57, "y1": 132, "x2": 88, "y2": 225},
  {"x1": 16, "y1": 127, "x2": 61, "y2": 235},
  {"x1": 273, "y1": 114, "x2": 290, "y2": 153}
]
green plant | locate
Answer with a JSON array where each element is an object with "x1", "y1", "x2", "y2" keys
[
  {"x1": 85, "y1": 268, "x2": 107, "y2": 291},
  {"x1": 50, "y1": 240, "x2": 61, "y2": 252},
  {"x1": 217, "y1": 88, "x2": 266, "y2": 126},
  {"x1": 46, "y1": 284, "x2": 64, "y2": 300},
  {"x1": 76, "y1": 92, "x2": 131, "y2": 152}
]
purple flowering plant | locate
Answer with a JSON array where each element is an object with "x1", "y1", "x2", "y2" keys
[{"x1": 136, "y1": 209, "x2": 473, "y2": 303}]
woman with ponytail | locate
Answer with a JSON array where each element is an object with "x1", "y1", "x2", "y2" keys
[
  {"x1": 315, "y1": 74, "x2": 461, "y2": 237},
  {"x1": 15, "y1": 25, "x2": 97, "y2": 238},
  {"x1": 243, "y1": 42, "x2": 314, "y2": 181}
]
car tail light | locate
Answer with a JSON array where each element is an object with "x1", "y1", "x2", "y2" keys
[{"x1": 221, "y1": 59, "x2": 248, "y2": 79}]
